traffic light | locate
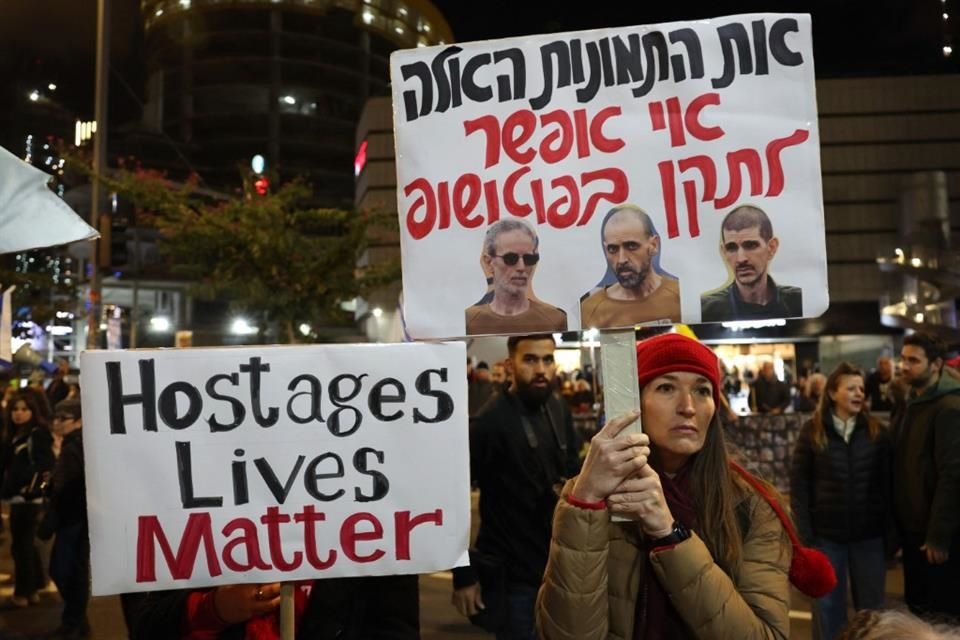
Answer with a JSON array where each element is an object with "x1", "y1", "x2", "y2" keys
[{"x1": 254, "y1": 176, "x2": 270, "y2": 196}]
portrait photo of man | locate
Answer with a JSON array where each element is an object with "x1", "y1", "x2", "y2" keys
[
  {"x1": 700, "y1": 205, "x2": 803, "y2": 322},
  {"x1": 579, "y1": 204, "x2": 681, "y2": 329},
  {"x1": 464, "y1": 219, "x2": 567, "y2": 335}
]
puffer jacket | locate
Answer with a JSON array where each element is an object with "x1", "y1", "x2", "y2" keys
[
  {"x1": 537, "y1": 479, "x2": 791, "y2": 640},
  {"x1": 789, "y1": 415, "x2": 892, "y2": 545}
]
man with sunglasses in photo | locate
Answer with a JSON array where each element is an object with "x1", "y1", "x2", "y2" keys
[
  {"x1": 700, "y1": 205, "x2": 803, "y2": 322},
  {"x1": 580, "y1": 204, "x2": 681, "y2": 328},
  {"x1": 465, "y1": 219, "x2": 567, "y2": 335}
]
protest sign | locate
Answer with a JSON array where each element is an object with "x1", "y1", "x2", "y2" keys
[
  {"x1": 80, "y1": 342, "x2": 470, "y2": 595},
  {"x1": 391, "y1": 13, "x2": 828, "y2": 338}
]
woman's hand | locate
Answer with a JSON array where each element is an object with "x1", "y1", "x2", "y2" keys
[
  {"x1": 571, "y1": 410, "x2": 649, "y2": 503},
  {"x1": 212, "y1": 582, "x2": 282, "y2": 624},
  {"x1": 606, "y1": 465, "x2": 674, "y2": 539}
]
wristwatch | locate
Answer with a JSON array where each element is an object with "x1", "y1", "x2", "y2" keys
[{"x1": 649, "y1": 520, "x2": 692, "y2": 548}]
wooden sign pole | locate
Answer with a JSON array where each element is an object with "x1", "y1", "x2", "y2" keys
[{"x1": 280, "y1": 582, "x2": 295, "y2": 640}]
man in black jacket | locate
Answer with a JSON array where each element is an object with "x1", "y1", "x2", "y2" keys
[
  {"x1": 46, "y1": 398, "x2": 90, "y2": 639},
  {"x1": 451, "y1": 334, "x2": 581, "y2": 640},
  {"x1": 893, "y1": 332, "x2": 960, "y2": 620}
]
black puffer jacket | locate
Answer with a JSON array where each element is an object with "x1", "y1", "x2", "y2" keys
[{"x1": 790, "y1": 414, "x2": 892, "y2": 545}]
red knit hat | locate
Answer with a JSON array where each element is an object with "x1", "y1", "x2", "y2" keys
[{"x1": 635, "y1": 333, "x2": 722, "y2": 405}]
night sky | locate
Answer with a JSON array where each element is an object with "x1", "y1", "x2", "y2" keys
[{"x1": 0, "y1": 0, "x2": 953, "y2": 120}]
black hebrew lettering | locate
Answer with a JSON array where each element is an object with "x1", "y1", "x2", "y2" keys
[
  {"x1": 354, "y1": 447, "x2": 390, "y2": 502},
  {"x1": 530, "y1": 41, "x2": 573, "y2": 110},
  {"x1": 668, "y1": 28, "x2": 704, "y2": 81},
  {"x1": 632, "y1": 32, "x2": 670, "y2": 98},
  {"x1": 712, "y1": 18, "x2": 803, "y2": 89},
  {"x1": 400, "y1": 60, "x2": 432, "y2": 122},
  {"x1": 575, "y1": 38, "x2": 615, "y2": 103},
  {"x1": 413, "y1": 368, "x2": 454, "y2": 424},
  {"x1": 106, "y1": 359, "x2": 158, "y2": 434},
  {"x1": 462, "y1": 52, "x2": 493, "y2": 102},
  {"x1": 613, "y1": 33, "x2": 642, "y2": 84},
  {"x1": 254, "y1": 454, "x2": 306, "y2": 504},
  {"x1": 432, "y1": 46, "x2": 464, "y2": 114},
  {"x1": 206, "y1": 373, "x2": 245, "y2": 432},
  {"x1": 177, "y1": 441, "x2": 224, "y2": 508},
  {"x1": 712, "y1": 23, "x2": 753, "y2": 89},
  {"x1": 570, "y1": 39, "x2": 584, "y2": 84},
  {"x1": 769, "y1": 17, "x2": 802, "y2": 66},
  {"x1": 303, "y1": 452, "x2": 346, "y2": 501},
  {"x1": 752, "y1": 20, "x2": 769, "y2": 75},
  {"x1": 493, "y1": 47, "x2": 526, "y2": 102}
]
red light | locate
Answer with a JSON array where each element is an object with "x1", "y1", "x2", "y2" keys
[
  {"x1": 354, "y1": 140, "x2": 368, "y2": 177},
  {"x1": 254, "y1": 176, "x2": 269, "y2": 196}
]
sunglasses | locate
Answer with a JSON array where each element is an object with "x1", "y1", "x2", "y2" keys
[{"x1": 493, "y1": 252, "x2": 540, "y2": 266}]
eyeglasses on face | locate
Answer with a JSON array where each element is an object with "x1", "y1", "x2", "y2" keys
[{"x1": 492, "y1": 252, "x2": 539, "y2": 266}]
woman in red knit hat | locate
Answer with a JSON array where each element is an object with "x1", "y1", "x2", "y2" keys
[{"x1": 537, "y1": 332, "x2": 794, "y2": 639}]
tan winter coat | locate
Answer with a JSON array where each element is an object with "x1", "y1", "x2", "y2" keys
[{"x1": 536, "y1": 481, "x2": 792, "y2": 640}]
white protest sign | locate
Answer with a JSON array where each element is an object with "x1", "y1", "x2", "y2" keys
[
  {"x1": 80, "y1": 342, "x2": 470, "y2": 595},
  {"x1": 391, "y1": 13, "x2": 827, "y2": 338}
]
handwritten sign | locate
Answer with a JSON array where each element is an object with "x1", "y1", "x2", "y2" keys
[
  {"x1": 391, "y1": 13, "x2": 828, "y2": 338},
  {"x1": 80, "y1": 343, "x2": 470, "y2": 595}
]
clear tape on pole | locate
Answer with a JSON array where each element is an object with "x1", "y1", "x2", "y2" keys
[{"x1": 599, "y1": 329, "x2": 641, "y2": 523}]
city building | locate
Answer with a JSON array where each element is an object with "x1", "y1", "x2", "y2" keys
[{"x1": 140, "y1": 0, "x2": 452, "y2": 204}]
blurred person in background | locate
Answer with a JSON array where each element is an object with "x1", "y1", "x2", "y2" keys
[
  {"x1": 0, "y1": 390, "x2": 54, "y2": 609},
  {"x1": 865, "y1": 356, "x2": 894, "y2": 413},
  {"x1": 751, "y1": 361, "x2": 791, "y2": 414},
  {"x1": 790, "y1": 363, "x2": 892, "y2": 639},
  {"x1": 794, "y1": 373, "x2": 827, "y2": 413}
]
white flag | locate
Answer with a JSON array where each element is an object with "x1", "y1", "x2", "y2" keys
[{"x1": 0, "y1": 144, "x2": 98, "y2": 253}]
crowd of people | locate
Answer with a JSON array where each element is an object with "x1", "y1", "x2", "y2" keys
[
  {"x1": 0, "y1": 359, "x2": 91, "y2": 639},
  {"x1": 0, "y1": 332, "x2": 958, "y2": 640}
]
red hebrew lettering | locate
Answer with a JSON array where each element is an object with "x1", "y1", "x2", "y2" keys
[
  {"x1": 504, "y1": 167, "x2": 533, "y2": 216},
  {"x1": 678, "y1": 155, "x2": 718, "y2": 201},
  {"x1": 648, "y1": 101, "x2": 667, "y2": 132},
  {"x1": 682, "y1": 181, "x2": 701, "y2": 237},
  {"x1": 579, "y1": 168, "x2": 629, "y2": 227},
  {"x1": 136, "y1": 513, "x2": 223, "y2": 583},
  {"x1": 573, "y1": 109, "x2": 591, "y2": 158},
  {"x1": 546, "y1": 175, "x2": 580, "y2": 228},
  {"x1": 715, "y1": 149, "x2": 763, "y2": 208},
  {"x1": 437, "y1": 181, "x2": 452, "y2": 230},
  {"x1": 540, "y1": 109, "x2": 574, "y2": 164},
  {"x1": 666, "y1": 97, "x2": 685, "y2": 147},
  {"x1": 503, "y1": 110, "x2": 537, "y2": 165},
  {"x1": 482, "y1": 180, "x2": 501, "y2": 224},
  {"x1": 684, "y1": 92, "x2": 724, "y2": 142},
  {"x1": 404, "y1": 178, "x2": 436, "y2": 241},
  {"x1": 463, "y1": 115, "x2": 501, "y2": 169},
  {"x1": 589, "y1": 106, "x2": 626, "y2": 154},
  {"x1": 530, "y1": 178, "x2": 547, "y2": 224},
  {"x1": 658, "y1": 160, "x2": 679, "y2": 239},
  {"x1": 765, "y1": 129, "x2": 810, "y2": 196},
  {"x1": 453, "y1": 174, "x2": 484, "y2": 228}
]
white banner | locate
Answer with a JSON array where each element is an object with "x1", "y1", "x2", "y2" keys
[
  {"x1": 80, "y1": 343, "x2": 470, "y2": 595},
  {"x1": 0, "y1": 144, "x2": 98, "y2": 254},
  {"x1": 391, "y1": 13, "x2": 827, "y2": 338}
]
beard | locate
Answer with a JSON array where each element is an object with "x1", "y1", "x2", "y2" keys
[
  {"x1": 515, "y1": 377, "x2": 553, "y2": 406},
  {"x1": 615, "y1": 261, "x2": 651, "y2": 289}
]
